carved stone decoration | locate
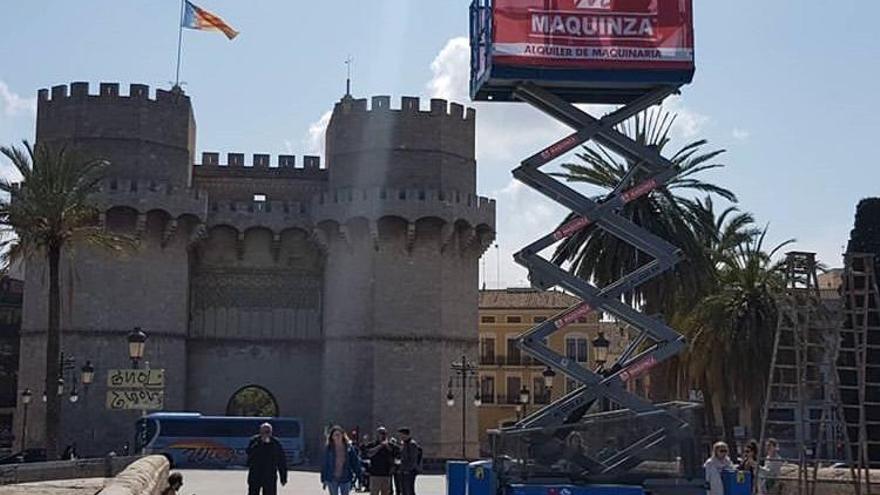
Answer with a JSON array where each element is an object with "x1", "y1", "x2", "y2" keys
[
  {"x1": 161, "y1": 219, "x2": 178, "y2": 248},
  {"x1": 135, "y1": 213, "x2": 147, "y2": 241},
  {"x1": 310, "y1": 228, "x2": 329, "y2": 253},
  {"x1": 440, "y1": 222, "x2": 455, "y2": 253},
  {"x1": 460, "y1": 226, "x2": 477, "y2": 253},
  {"x1": 189, "y1": 223, "x2": 208, "y2": 245},
  {"x1": 405, "y1": 222, "x2": 416, "y2": 253},
  {"x1": 236, "y1": 231, "x2": 245, "y2": 260},
  {"x1": 271, "y1": 233, "x2": 282, "y2": 262},
  {"x1": 369, "y1": 220, "x2": 380, "y2": 252},
  {"x1": 338, "y1": 225, "x2": 351, "y2": 249}
]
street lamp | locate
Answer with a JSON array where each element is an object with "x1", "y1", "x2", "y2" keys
[
  {"x1": 56, "y1": 377, "x2": 64, "y2": 396},
  {"x1": 542, "y1": 366, "x2": 556, "y2": 389},
  {"x1": 20, "y1": 389, "x2": 32, "y2": 450},
  {"x1": 128, "y1": 327, "x2": 147, "y2": 368},
  {"x1": 592, "y1": 332, "x2": 610, "y2": 367},
  {"x1": 447, "y1": 355, "x2": 479, "y2": 459},
  {"x1": 80, "y1": 361, "x2": 95, "y2": 386}
]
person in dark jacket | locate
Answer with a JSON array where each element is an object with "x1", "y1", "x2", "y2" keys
[
  {"x1": 397, "y1": 428, "x2": 422, "y2": 495},
  {"x1": 321, "y1": 425, "x2": 362, "y2": 495},
  {"x1": 365, "y1": 426, "x2": 400, "y2": 495},
  {"x1": 246, "y1": 423, "x2": 288, "y2": 495}
]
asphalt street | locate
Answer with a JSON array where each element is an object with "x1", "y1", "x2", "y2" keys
[{"x1": 178, "y1": 470, "x2": 446, "y2": 495}]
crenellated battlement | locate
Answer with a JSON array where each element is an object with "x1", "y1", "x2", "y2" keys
[
  {"x1": 94, "y1": 178, "x2": 208, "y2": 219},
  {"x1": 194, "y1": 152, "x2": 324, "y2": 172},
  {"x1": 333, "y1": 95, "x2": 475, "y2": 121},
  {"x1": 37, "y1": 82, "x2": 189, "y2": 106},
  {"x1": 36, "y1": 81, "x2": 195, "y2": 188},
  {"x1": 326, "y1": 95, "x2": 478, "y2": 193},
  {"x1": 313, "y1": 186, "x2": 495, "y2": 228}
]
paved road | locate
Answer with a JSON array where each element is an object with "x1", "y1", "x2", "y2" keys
[{"x1": 179, "y1": 469, "x2": 446, "y2": 495}]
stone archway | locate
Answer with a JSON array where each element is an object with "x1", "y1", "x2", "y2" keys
[{"x1": 226, "y1": 385, "x2": 279, "y2": 417}]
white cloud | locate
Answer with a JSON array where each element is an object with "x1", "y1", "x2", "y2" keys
[
  {"x1": 304, "y1": 110, "x2": 332, "y2": 157},
  {"x1": 732, "y1": 128, "x2": 750, "y2": 141},
  {"x1": 426, "y1": 37, "x2": 573, "y2": 170},
  {"x1": 663, "y1": 95, "x2": 709, "y2": 140},
  {"x1": 0, "y1": 81, "x2": 35, "y2": 117}
]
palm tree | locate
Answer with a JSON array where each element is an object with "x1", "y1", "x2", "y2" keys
[
  {"x1": 0, "y1": 141, "x2": 125, "y2": 459},
  {"x1": 684, "y1": 227, "x2": 792, "y2": 442},
  {"x1": 551, "y1": 108, "x2": 735, "y2": 317},
  {"x1": 666, "y1": 198, "x2": 759, "y2": 402}
]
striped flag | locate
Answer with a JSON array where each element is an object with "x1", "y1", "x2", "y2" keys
[{"x1": 181, "y1": 1, "x2": 239, "y2": 40}]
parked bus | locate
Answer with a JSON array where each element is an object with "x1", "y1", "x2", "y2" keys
[{"x1": 135, "y1": 412, "x2": 305, "y2": 468}]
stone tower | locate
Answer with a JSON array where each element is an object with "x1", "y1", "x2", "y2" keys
[
  {"x1": 317, "y1": 96, "x2": 495, "y2": 457},
  {"x1": 20, "y1": 83, "x2": 203, "y2": 451},
  {"x1": 15, "y1": 81, "x2": 494, "y2": 460}
]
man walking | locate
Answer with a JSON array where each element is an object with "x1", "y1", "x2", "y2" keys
[
  {"x1": 397, "y1": 428, "x2": 422, "y2": 495},
  {"x1": 247, "y1": 423, "x2": 288, "y2": 495},
  {"x1": 365, "y1": 427, "x2": 398, "y2": 495}
]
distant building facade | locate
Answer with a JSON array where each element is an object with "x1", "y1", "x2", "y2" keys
[
  {"x1": 15, "y1": 82, "x2": 495, "y2": 459},
  {"x1": 0, "y1": 278, "x2": 22, "y2": 452},
  {"x1": 476, "y1": 288, "x2": 627, "y2": 453}
]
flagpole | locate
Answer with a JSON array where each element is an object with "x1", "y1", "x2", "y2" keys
[{"x1": 174, "y1": 0, "x2": 185, "y2": 87}]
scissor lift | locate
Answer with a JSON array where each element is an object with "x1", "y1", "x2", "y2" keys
[{"x1": 467, "y1": 1, "x2": 705, "y2": 493}]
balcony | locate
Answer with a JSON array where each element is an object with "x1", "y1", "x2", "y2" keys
[
  {"x1": 480, "y1": 393, "x2": 496, "y2": 404},
  {"x1": 505, "y1": 394, "x2": 522, "y2": 405}
]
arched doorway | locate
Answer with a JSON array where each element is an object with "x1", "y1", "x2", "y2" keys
[{"x1": 226, "y1": 385, "x2": 279, "y2": 417}]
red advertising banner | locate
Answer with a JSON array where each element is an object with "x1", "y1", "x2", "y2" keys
[{"x1": 492, "y1": 0, "x2": 694, "y2": 70}]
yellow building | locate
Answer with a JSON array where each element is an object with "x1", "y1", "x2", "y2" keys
[{"x1": 476, "y1": 288, "x2": 628, "y2": 453}]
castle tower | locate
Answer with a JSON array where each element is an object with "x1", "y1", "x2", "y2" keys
[
  {"x1": 316, "y1": 96, "x2": 495, "y2": 457},
  {"x1": 18, "y1": 82, "x2": 204, "y2": 452}
]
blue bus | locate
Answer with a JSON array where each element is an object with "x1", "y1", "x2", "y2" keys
[{"x1": 135, "y1": 412, "x2": 305, "y2": 468}]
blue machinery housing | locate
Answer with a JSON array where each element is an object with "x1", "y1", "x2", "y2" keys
[{"x1": 465, "y1": 1, "x2": 712, "y2": 494}]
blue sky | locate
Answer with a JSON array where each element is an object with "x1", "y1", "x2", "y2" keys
[{"x1": 2, "y1": 1, "x2": 879, "y2": 287}]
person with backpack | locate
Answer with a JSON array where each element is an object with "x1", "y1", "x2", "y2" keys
[{"x1": 396, "y1": 427, "x2": 422, "y2": 495}]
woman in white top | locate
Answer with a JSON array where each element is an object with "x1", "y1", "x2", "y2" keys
[{"x1": 703, "y1": 441, "x2": 734, "y2": 495}]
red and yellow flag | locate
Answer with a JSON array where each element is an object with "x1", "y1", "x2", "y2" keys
[{"x1": 181, "y1": 1, "x2": 238, "y2": 40}]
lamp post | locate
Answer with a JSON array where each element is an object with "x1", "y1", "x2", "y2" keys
[
  {"x1": 80, "y1": 361, "x2": 96, "y2": 447},
  {"x1": 20, "y1": 389, "x2": 32, "y2": 450},
  {"x1": 127, "y1": 328, "x2": 147, "y2": 369},
  {"x1": 127, "y1": 328, "x2": 148, "y2": 453},
  {"x1": 447, "y1": 355, "x2": 480, "y2": 459},
  {"x1": 592, "y1": 331, "x2": 610, "y2": 367},
  {"x1": 519, "y1": 385, "x2": 530, "y2": 418},
  {"x1": 542, "y1": 366, "x2": 556, "y2": 401}
]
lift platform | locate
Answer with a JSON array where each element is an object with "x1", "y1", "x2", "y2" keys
[
  {"x1": 470, "y1": 0, "x2": 695, "y2": 104},
  {"x1": 460, "y1": 1, "x2": 710, "y2": 494}
]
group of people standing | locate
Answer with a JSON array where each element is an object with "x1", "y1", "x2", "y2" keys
[
  {"x1": 321, "y1": 425, "x2": 423, "y2": 495},
  {"x1": 703, "y1": 438, "x2": 783, "y2": 495}
]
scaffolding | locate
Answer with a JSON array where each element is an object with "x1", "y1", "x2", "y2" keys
[
  {"x1": 840, "y1": 252, "x2": 880, "y2": 492},
  {"x1": 760, "y1": 251, "x2": 859, "y2": 495}
]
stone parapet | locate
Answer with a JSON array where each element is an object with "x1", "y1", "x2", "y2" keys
[
  {"x1": 312, "y1": 187, "x2": 495, "y2": 227},
  {"x1": 0, "y1": 456, "x2": 139, "y2": 486},
  {"x1": 97, "y1": 456, "x2": 169, "y2": 495},
  {"x1": 207, "y1": 199, "x2": 311, "y2": 233},
  {"x1": 96, "y1": 178, "x2": 208, "y2": 220}
]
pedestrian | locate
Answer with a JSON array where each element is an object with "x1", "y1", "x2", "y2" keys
[
  {"x1": 161, "y1": 472, "x2": 184, "y2": 495},
  {"x1": 62, "y1": 443, "x2": 78, "y2": 460},
  {"x1": 759, "y1": 438, "x2": 784, "y2": 495},
  {"x1": 397, "y1": 428, "x2": 422, "y2": 495},
  {"x1": 390, "y1": 436, "x2": 402, "y2": 495},
  {"x1": 246, "y1": 423, "x2": 288, "y2": 495},
  {"x1": 321, "y1": 425, "x2": 362, "y2": 495},
  {"x1": 739, "y1": 439, "x2": 759, "y2": 494},
  {"x1": 365, "y1": 426, "x2": 399, "y2": 495},
  {"x1": 703, "y1": 441, "x2": 733, "y2": 495}
]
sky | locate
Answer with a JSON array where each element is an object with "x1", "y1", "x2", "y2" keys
[{"x1": 1, "y1": 1, "x2": 879, "y2": 288}]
